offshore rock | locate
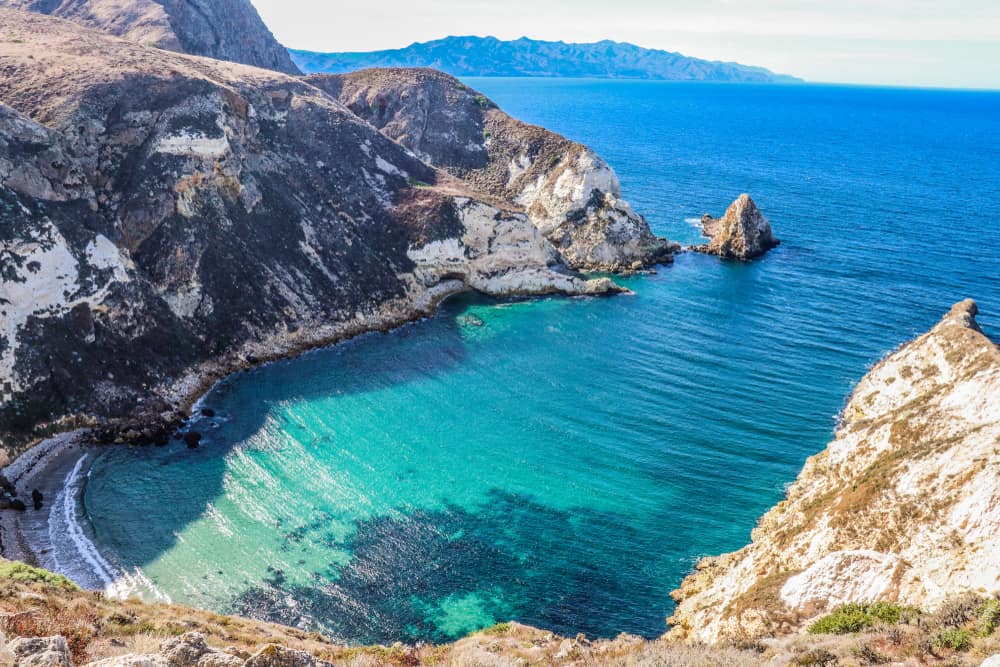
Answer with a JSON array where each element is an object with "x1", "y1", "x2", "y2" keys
[
  {"x1": 309, "y1": 68, "x2": 677, "y2": 271},
  {"x1": 695, "y1": 193, "x2": 779, "y2": 260},
  {"x1": 668, "y1": 300, "x2": 1000, "y2": 642},
  {"x1": 0, "y1": 0, "x2": 300, "y2": 74}
]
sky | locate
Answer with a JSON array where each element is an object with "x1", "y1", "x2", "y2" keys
[{"x1": 250, "y1": 0, "x2": 1000, "y2": 89}]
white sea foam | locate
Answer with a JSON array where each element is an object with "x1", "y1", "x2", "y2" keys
[{"x1": 48, "y1": 453, "x2": 171, "y2": 603}]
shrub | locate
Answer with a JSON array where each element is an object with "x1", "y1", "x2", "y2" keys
[
  {"x1": 794, "y1": 648, "x2": 839, "y2": 666},
  {"x1": 929, "y1": 593, "x2": 983, "y2": 629},
  {"x1": 809, "y1": 602, "x2": 920, "y2": 634},
  {"x1": 853, "y1": 641, "x2": 890, "y2": 665},
  {"x1": 933, "y1": 628, "x2": 972, "y2": 652},
  {"x1": 482, "y1": 622, "x2": 513, "y2": 636},
  {"x1": 978, "y1": 598, "x2": 1000, "y2": 636},
  {"x1": 0, "y1": 561, "x2": 80, "y2": 591}
]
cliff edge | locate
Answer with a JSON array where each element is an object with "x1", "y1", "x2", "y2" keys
[{"x1": 669, "y1": 299, "x2": 1000, "y2": 643}]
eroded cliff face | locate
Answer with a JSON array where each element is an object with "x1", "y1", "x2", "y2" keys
[
  {"x1": 668, "y1": 300, "x2": 1000, "y2": 643},
  {"x1": 309, "y1": 68, "x2": 676, "y2": 272},
  {"x1": 0, "y1": 10, "x2": 617, "y2": 451},
  {"x1": 0, "y1": 0, "x2": 301, "y2": 74}
]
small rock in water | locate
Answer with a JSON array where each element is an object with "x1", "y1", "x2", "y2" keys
[
  {"x1": 32, "y1": 489, "x2": 43, "y2": 510},
  {"x1": 201, "y1": 408, "x2": 216, "y2": 418},
  {"x1": 9, "y1": 499, "x2": 27, "y2": 512},
  {"x1": 183, "y1": 432, "x2": 203, "y2": 449}
]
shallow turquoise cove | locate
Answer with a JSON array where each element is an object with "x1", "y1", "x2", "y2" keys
[{"x1": 82, "y1": 81, "x2": 1000, "y2": 644}]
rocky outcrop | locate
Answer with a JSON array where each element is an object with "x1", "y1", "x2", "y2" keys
[
  {"x1": 0, "y1": 0, "x2": 301, "y2": 74},
  {"x1": 309, "y1": 68, "x2": 677, "y2": 272},
  {"x1": 694, "y1": 194, "x2": 778, "y2": 260},
  {"x1": 668, "y1": 300, "x2": 1000, "y2": 643},
  {"x1": 0, "y1": 9, "x2": 619, "y2": 451},
  {"x1": 4, "y1": 636, "x2": 72, "y2": 667},
  {"x1": 3, "y1": 633, "x2": 325, "y2": 667}
]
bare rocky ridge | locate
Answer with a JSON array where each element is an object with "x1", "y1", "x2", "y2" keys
[
  {"x1": 0, "y1": 0, "x2": 301, "y2": 74},
  {"x1": 668, "y1": 299, "x2": 1000, "y2": 643},
  {"x1": 309, "y1": 68, "x2": 677, "y2": 272},
  {"x1": 694, "y1": 193, "x2": 779, "y2": 260},
  {"x1": 0, "y1": 9, "x2": 623, "y2": 453}
]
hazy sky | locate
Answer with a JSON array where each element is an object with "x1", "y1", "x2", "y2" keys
[{"x1": 250, "y1": 1, "x2": 1000, "y2": 89}]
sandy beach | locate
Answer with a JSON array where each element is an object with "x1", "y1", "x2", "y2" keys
[{"x1": 0, "y1": 431, "x2": 97, "y2": 565}]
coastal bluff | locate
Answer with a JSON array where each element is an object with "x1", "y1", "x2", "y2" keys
[
  {"x1": 0, "y1": 8, "x2": 667, "y2": 455},
  {"x1": 669, "y1": 299, "x2": 1000, "y2": 643},
  {"x1": 308, "y1": 68, "x2": 677, "y2": 272}
]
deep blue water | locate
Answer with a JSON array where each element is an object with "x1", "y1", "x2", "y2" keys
[{"x1": 81, "y1": 82, "x2": 1000, "y2": 644}]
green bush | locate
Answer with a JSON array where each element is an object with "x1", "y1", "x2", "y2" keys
[
  {"x1": 808, "y1": 602, "x2": 920, "y2": 635},
  {"x1": 0, "y1": 560, "x2": 80, "y2": 591},
  {"x1": 933, "y1": 627, "x2": 972, "y2": 652},
  {"x1": 482, "y1": 622, "x2": 513, "y2": 636},
  {"x1": 978, "y1": 599, "x2": 1000, "y2": 636}
]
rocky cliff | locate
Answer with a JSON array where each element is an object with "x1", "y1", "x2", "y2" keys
[
  {"x1": 0, "y1": 9, "x2": 625, "y2": 453},
  {"x1": 694, "y1": 193, "x2": 779, "y2": 260},
  {"x1": 0, "y1": 0, "x2": 301, "y2": 74},
  {"x1": 668, "y1": 300, "x2": 1000, "y2": 643},
  {"x1": 308, "y1": 68, "x2": 676, "y2": 272}
]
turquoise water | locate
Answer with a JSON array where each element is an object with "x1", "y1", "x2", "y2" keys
[{"x1": 82, "y1": 82, "x2": 1000, "y2": 644}]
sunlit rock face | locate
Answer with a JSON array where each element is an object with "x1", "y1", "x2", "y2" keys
[
  {"x1": 668, "y1": 299, "x2": 1000, "y2": 643},
  {"x1": 310, "y1": 68, "x2": 677, "y2": 272},
  {"x1": 695, "y1": 193, "x2": 779, "y2": 260}
]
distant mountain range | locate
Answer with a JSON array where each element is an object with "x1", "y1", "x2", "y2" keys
[{"x1": 290, "y1": 36, "x2": 801, "y2": 83}]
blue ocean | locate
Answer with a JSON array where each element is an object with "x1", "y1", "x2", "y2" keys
[{"x1": 79, "y1": 81, "x2": 1000, "y2": 644}]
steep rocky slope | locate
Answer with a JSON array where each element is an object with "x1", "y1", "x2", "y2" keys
[
  {"x1": 308, "y1": 68, "x2": 676, "y2": 271},
  {"x1": 694, "y1": 194, "x2": 778, "y2": 260},
  {"x1": 0, "y1": 9, "x2": 621, "y2": 453},
  {"x1": 668, "y1": 300, "x2": 1000, "y2": 643},
  {"x1": 0, "y1": 0, "x2": 300, "y2": 74}
]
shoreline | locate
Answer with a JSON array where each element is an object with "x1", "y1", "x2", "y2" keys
[
  {"x1": 0, "y1": 430, "x2": 92, "y2": 564},
  {"x1": 0, "y1": 279, "x2": 469, "y2": 573},
  {"x1": 0, "y1": 273, "x2": 640, "y2": 587}
]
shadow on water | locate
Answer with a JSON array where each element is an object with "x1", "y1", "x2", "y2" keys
[
  {"x1": 232, "y1": 489, "x2": 666, "y2": 644},
  {"x1": 87, "y1": 293, "x2": 490, "y2": 569}
]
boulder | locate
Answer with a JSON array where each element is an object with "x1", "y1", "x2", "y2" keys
[
  {"x1": 196, "y1": 655, "x2": 244, "y2": 667},
  {"x1": 160, "y1": 633, "x2": 210, "y2": 667},
  {"x1": 183, "y1": 433, "x2": 202, "y2": 449},
  {"x1": 84, "y1": 656, "x2": 169, "y2": 667},
  {"x1": 243, "y1": 646, "x2": 331, "y2": 667},
  {"x1": 6, "y1": 637, "x2": 72, "y2": 667},
  {"x1": 694, "y1": 194, "x2": 779, "y2": 260},
  {"x1": 982, "y1": 657, "x2": 1000, "y2": 667}
]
